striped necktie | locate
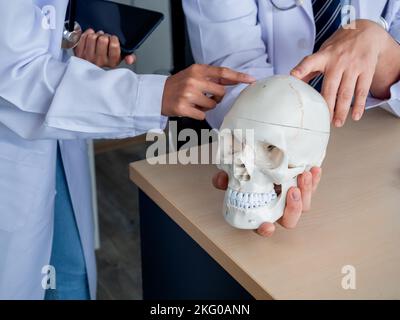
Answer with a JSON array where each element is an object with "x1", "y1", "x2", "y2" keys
[{"x1": 311, "y1": 0, "x2": 343, "y2": 91}]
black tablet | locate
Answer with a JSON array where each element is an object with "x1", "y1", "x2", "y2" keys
[{"x1": 70, "y1": 0, "x2": 164, "y2": 56}]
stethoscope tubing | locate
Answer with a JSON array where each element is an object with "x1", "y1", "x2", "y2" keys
[
  {"x1": 67, "y1": 0, "x2": 77, "y2": 32},
  {"x1": 62, "y1": 0, "x2": 389, "y2": 48},
  {"x1": 269, "y1": 0, "x2": 303, "y2": 11}
]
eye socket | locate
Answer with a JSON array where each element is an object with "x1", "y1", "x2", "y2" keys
[{"x1": 255, "y1": 142, "x2": 284, "y2": 170}]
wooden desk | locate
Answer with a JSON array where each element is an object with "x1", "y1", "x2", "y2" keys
[{"x1": 130, "y1": 108, "x2": 400, "y2": 300}]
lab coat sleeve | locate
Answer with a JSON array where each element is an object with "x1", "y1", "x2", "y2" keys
[
  {"x1": 183, "y1": 0, "x2": 274, "y2": 128},
  {"x1": 0, "y1": 1, "x2": 167, "y2": 140},
  {"x1": 366, "y1": 1, "x2": 400, "y2": 115}
]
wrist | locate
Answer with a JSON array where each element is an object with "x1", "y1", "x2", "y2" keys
[
  {"x1": 383, "y1": 36, "x2": 400, "y2": 82},
  {"x1": 371, "y1": 36, "x2": 400, "y2": 99},
  {"x1": 161, "y1": 76, "x2": 172, "y2": 117}
]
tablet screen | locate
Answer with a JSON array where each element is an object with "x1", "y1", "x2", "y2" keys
[{"x1": 72, "y1": 0, "x2": 164, "y2": 54}]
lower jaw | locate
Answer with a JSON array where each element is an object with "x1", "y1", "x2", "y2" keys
[{"x1": 224, "y1": 205, "x2": 272, "y2": 229}]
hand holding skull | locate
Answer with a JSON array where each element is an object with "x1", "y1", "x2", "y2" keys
[{"x1": 215, "y1": 76, "x2": 330, "y2": 235}]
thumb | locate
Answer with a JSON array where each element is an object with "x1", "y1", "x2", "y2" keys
[
  {"x1": 212, "y1": 171, "x2": 229, "y2": 190},
  {"x1": 302, "y1": 71, "x2": 322, "y2": 84},
  {"x1": 291, "y1": 53, "x2": 326, "y2": 81},
  {"x1": 124, "y1": 54, "x2": 136, "y2": 65}
]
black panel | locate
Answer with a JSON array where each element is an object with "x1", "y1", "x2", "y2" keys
[{"x1": 139, "y1": 191, "x2": 253, "y2": 300}]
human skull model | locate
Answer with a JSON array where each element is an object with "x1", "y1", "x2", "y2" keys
[{"x1": 217, "y1": 75, "x2": 330, "y2": 229}]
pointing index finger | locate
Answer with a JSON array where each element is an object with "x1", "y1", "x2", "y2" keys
[{"x1": 206, "y1": 66, "x2": 256, "y2": 85}]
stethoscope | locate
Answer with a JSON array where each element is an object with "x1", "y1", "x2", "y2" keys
[
  {"x1": 269, "y1": 0, "x2": 305, "y2": 11},
  {"x1": 269, "y1": 0, "x2": 356, "y2": 11},
  {"x1": 62, "y1": 0, "x2": 82, "y2": 49},
  {"x1": 61, "y1": 0, "x2": 389, "y2": 49}
]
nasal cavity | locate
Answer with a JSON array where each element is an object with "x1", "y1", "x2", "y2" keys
[
  {"x1": 274, "y1": 184, "x2": 282, "y2": 196},
  {"x1": 233, "y1": 158, "x2": 250, "y2": 181}
]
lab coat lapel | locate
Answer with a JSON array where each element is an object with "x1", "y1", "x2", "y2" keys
[
  {"x1": 300, "y1": 0, "x2": 316, "y2": 39},
  {"x1": 301, "y1": 0, "x2": 315, "y2": 23}
]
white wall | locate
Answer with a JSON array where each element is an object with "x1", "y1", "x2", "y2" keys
[
  {"x1": 132, "y1": 0, "x2": 173, "y2": 75},
  {"x1": 107, "y1": 0, "x2": 173, "y2": 75}
]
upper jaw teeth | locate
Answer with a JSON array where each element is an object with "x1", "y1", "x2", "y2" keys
[{"x1": 227, "y1": 188, "x2": 277, "y2": 209}]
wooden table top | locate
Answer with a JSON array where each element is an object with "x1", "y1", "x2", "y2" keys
[{"x1": 130, "y1": 108, "x2": 400, "y2": 299}]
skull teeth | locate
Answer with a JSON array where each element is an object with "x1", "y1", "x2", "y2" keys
[{"x1": 227, "y1": 188, "x2": 277, "y2": 209}]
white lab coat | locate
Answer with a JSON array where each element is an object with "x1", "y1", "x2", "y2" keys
[
  {"x1": 183, "y1": 0, "x2": 400, "y2": 128},
  {"x1": 0, "y1": 0, "x2": 167, "y2": 299}
]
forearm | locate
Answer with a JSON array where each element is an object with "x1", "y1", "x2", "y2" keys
[{"x1": 0, "y1": 1, "x2": 167, "y2": 140}]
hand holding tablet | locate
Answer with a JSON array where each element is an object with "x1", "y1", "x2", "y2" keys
[{"x1": 70, "y1": 0, "x2": 164, "y2": 57}]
